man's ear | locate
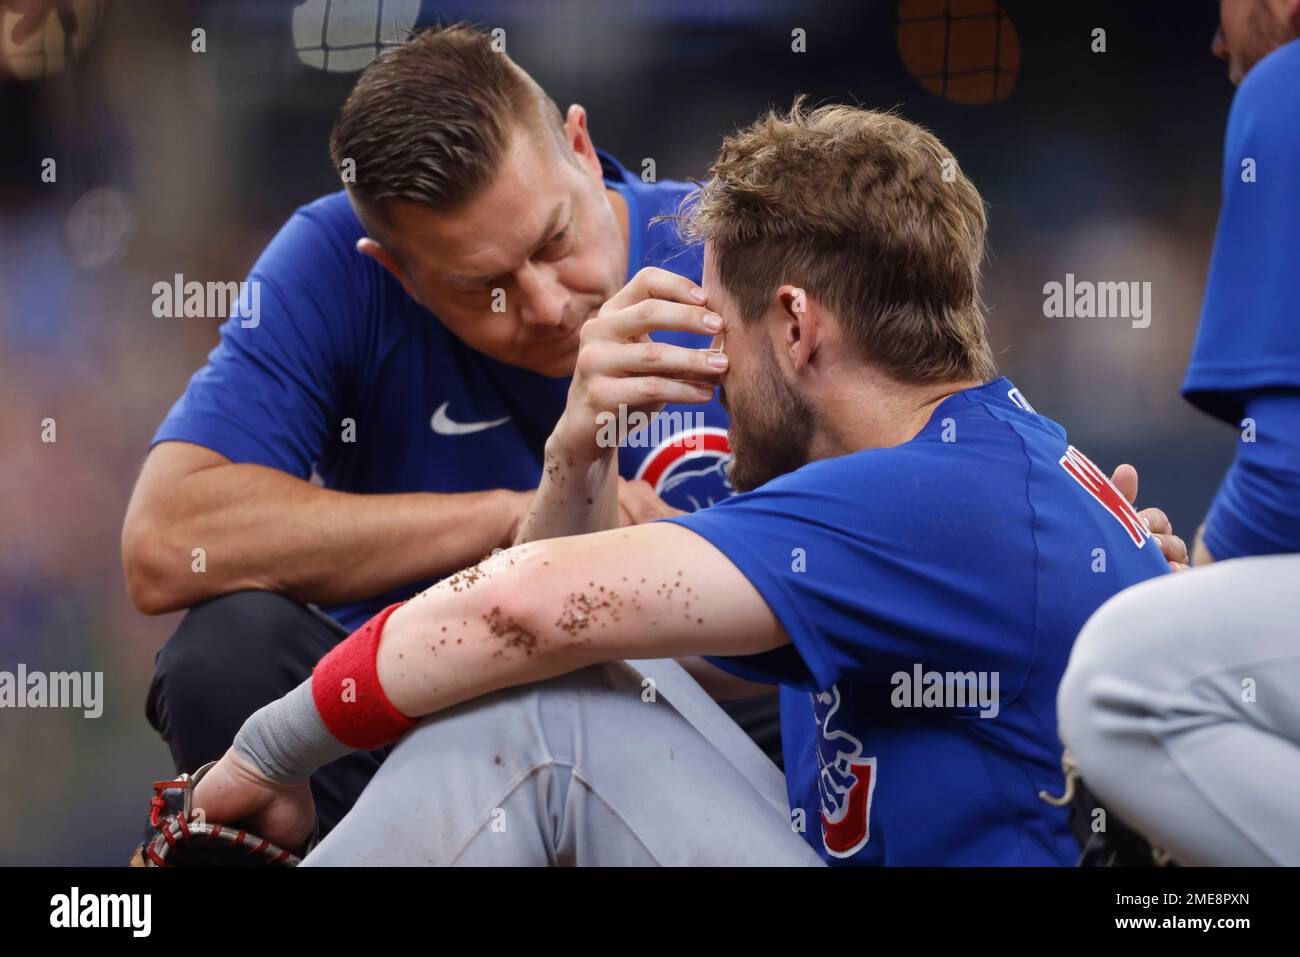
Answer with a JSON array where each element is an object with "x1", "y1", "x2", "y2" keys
[
  {"x1": 356, "y1": 238, "x2": 420, "y2": 303},
  {"x1": 778, "y1": 284, "x2": 818, "y2": 371},
  {"x1": 1290, "y1": 0, "x2": 1300, "y2": 33},
  {"x1": 564, "y1": 104, "x2": 603, "y2": 181}
]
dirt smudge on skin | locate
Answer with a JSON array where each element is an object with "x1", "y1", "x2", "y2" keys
[
  {"x1": 483, "y1": 606, "x2": 539, "y2": 656},
  {"x1": 554, "y1": 587, "x2": 628, "y2": 639},
  {"x1": 445, "y1": 563, "x2": 489, "y2": 593}
]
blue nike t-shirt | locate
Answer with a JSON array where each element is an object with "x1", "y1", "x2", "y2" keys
[
  {"x1": 152, "y1": 152, "x2": 731, "y2": 630},
  {"x1": 668, "y1": 380, "x2": 1170, "y2": 866}
]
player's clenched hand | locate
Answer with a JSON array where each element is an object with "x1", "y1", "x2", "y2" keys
[
  {"x1": 1109, "y1": 463, "x2": 1188, "y2": 572},
  {"x1": 190, "y1": 748, "x2": 316, "y2": 853},
  {"x1": 551, "y1": 267, "x2": 728, "y2": 464}
]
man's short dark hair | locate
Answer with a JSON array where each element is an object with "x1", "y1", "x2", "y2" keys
[{"x1": 329, "y1": 23, "x2": 567, "y2": 221}]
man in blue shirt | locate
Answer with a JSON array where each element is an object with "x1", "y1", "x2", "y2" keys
[
  {"x1": 190, "y1": 103, "x2": 1174, "y2": 866},
  {"x1": 1061, "y1": 2, "x2": 1300, "y2": 865},
  {"x1": 123, "y1": 25, "x2": 754, "y2": 833},
  {"x1": 1183, "y1": 6, "x2": 1300, "y2": 563}
]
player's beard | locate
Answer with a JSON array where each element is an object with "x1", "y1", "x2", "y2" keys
[{"x1": 724, "y1": 336, "x2": 817, "y2": 493}]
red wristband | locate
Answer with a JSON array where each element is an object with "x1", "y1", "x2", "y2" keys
[{"x1": 312, "y1": 601, "x2": 416, "y2": 750}]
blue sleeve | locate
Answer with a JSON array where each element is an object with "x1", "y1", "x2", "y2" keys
[
  {"x1": 663, "y1": 451, "x2": 1035, "y2": 695},
  {"x1": 1183, "y1": 40, "x2": 1300, "y2": 424},
  {"x1": 1201, "y1": 390, "x2": 1300, "y2": 559},
  {"x1": 151, "y1": 199, "x2": 368, "y2": 478}
]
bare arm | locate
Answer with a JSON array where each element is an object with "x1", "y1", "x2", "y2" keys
[
  {"x1": 513, "y1": 440, "x2": 622, "y2": 544},
  {"x1": 190, "y1": 520, "x2": 783, "y2": 845},
  {"x1": 121, "y1": 441, "x2": 530, "y2": 614},
  {"x1": 377, "y1": 521, "x2": 786, "y2": 719}
]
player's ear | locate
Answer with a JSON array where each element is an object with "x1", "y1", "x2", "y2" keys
[
  {"x1": 1288, "y1": 0, "x2": 1300, "y2": 33},
  {"x1": 356, "y1": 238, "x2": 420, "y2": 303},
  {"x1": 779, "y1": 284, "x2": 818, "y2": 371},
  {"x1": 564, "y1": 104, "x2": 602, "y2": 180}
]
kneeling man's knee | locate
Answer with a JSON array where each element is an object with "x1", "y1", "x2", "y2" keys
[
  {"x1": 1058, "y1": 576, "x2": 1184, "y2": 774},
  {"x1": 150, "y1": 591, "x2": 327, "y2": 766}
]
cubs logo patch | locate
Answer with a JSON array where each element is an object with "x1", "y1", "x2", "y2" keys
[
  {"x1": 634, "y1": 426, "x2": 733, "y2": 512},
  {"x1": 814, "y1": 686, "x2": 877, "y2": 859}
]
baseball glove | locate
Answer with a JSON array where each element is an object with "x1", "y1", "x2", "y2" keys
[
  {"x1": 129, "y1": 761, "x2": 316, "y2": 867},
  {"x1": 1041, "y1": 747, "x2": 1177, "y2": 867}
]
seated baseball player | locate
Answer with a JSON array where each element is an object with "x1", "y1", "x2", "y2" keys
[{"x1": 191, "y1": 103, "x2": 1178, "y2": 866}]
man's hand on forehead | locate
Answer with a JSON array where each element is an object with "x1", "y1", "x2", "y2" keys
[
  {"x1": 551, "y1": 267, "x2": 730, "y2": 465},
  {"x1": 514, "y1": 267, "x2": 728, "y2": 546}
]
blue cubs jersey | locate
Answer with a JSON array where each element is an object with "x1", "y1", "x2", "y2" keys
[
  {"x1": 1183, "y1": 37, "x2": 1300, "y2": 425},
  {"x1": 152, "y1": 152, "x2": 730, "y2": 630},
  {"x1": 668, "y1": 379, "x2": 1169, "y2": 865}
]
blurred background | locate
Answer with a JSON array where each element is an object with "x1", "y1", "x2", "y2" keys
[{"x1": 0, "y1": 0, "x2": 1235, "y2": 864}]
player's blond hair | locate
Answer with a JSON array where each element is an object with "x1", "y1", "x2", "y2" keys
[{"x1": 679, "y1": 100, "x2": 997, "y2": 385}]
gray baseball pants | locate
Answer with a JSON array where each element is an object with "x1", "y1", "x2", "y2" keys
[
  {"x1": 302, "y1": 658, "x2": 823, "y2": 866},
  {"x1": 1058, "y1": 554, "x2": 1300, "y2": 865}
]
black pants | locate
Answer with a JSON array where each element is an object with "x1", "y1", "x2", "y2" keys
[{"x1": 146, "y1": 591, "x2": 784, "y2": 836}]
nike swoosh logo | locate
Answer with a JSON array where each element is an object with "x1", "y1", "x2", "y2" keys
[{"x1": 430, "y1": 401, "x2": 511, "y2": 436}]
